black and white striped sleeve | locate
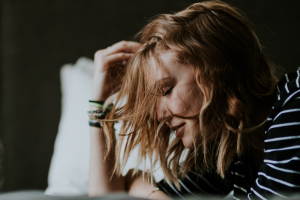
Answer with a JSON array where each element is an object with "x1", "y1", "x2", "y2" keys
[
  {"x1": 249, "y1": 71, "x2": 300, "y2": 199},
  {"x1": 157, "y1": 169, "x2": 233, "y2": 199}
]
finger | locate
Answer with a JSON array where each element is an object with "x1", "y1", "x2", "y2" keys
[
  {"x1": 103, "y1": 52, "x2": 134, "y2": 68},
  {"x1": 106, "y1": 41, "x2": 142, "y2": 55},
  {"x1": 94, "y1": 41, "x2": 141, "y2": 64}
]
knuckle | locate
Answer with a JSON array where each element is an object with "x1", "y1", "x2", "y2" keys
[
  {"x1": 99, "y1": 56, "x2": 106, "y2": 64},
  {"x1": 119, "y1": 40, "x2": 127, "y2": 48},
  {"x1": 119, "y1": 53, "x2": 126, "y2": 58},
  {"x1": 94, "y1": 50, "x2": 104, "y2": 57},
  {"x1": 95, "y1": 56, "x2": 106, "y2": 67}
]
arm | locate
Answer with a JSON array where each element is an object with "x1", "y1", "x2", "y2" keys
[
  {"x1": 88, "y1": 41, "x2": 142, "y2": 197},
  {"x1": 249, "y1": 84, "x2": 300, "y2": 199},
  {"x1": 89, "y1": 41, "x2": 171, "y2": 199},
  {"x1": 90, "y1": 130, "x2": 170, "y2": 199},
  {"x1": 89, "y1": 127, "x2": 125, "y2": 196},
  {"x1": 126, "y1": 170, "x2": 171, "y2": 199}
]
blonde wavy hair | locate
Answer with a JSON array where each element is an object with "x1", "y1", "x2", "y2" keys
[{"x1": 102, "y1": 0, "x2": 278, "y2": 189}]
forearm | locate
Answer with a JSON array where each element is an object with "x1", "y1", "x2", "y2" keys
[
  {"x1": 89, "y1": 126, "x2": 125, "y2": 197},
  {"x1": 89, "y1": 41, "x2": 142, "y2": 197}
]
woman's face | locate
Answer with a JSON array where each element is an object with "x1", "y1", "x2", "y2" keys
[{"x1": 153, "y1": 50, "x2": 203, "y2": 148}]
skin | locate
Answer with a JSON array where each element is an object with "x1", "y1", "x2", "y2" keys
[
  {"x1": 89, "y1": 41, "x2": 140, "y2": 197},
  {"x1": 89, "y1": 41, "x2": 170, "y2": 199},
  {"x1": 154, "y1": 50, "x2": 203, "y2": 148}
]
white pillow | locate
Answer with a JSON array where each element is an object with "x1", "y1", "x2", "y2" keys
[
  {"x1": 45, "y1": 57, "x2": 94, "y2": 195},
  {"x1": 45, "y1": 57, "x2": 164, "y2": 196}
]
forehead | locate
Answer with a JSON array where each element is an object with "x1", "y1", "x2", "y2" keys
[{"x1": 146, "y1": 50, "x2": 180, "y2": 84}]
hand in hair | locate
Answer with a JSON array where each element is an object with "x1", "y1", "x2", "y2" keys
[
  {"x1": 91, "y1": 41, "x2": 142, "y2": 102},
  {"x1": 89, "y1": 41, "x2": 146, "y2": 198}
]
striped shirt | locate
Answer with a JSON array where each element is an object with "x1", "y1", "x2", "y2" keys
[
  {"x1": 249, "y1": 70, "x2": 300, "y2": 199},
  {"x1": 157, "y1": 70, "x2": 300, "y2": 199}
]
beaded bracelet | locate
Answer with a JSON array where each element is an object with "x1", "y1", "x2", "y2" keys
[
  {"x1": 89, "y1": 120, "x2": 103, "y2": 128},
  {"x1": 88, "y1": 103, "x2": 114, "y2": 128},
  {"x1": 88, "y1": 110, "x2": 106, "y2": 120}
]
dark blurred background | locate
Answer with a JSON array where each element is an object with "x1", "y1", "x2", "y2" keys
[{"x1": 0, "y1": 0, "x2": 299, "y2": 192}]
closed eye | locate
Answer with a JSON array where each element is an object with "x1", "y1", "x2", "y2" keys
[{"x1": 163, "y1": 86, "x2": 174, "y2": 96}]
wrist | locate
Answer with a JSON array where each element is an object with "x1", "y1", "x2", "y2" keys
[
  {"x1": 91, "y1": 80, "x2": 113, "y2": 101},
  {"x1": 88, "y1": 101, "x2": 114, "y2": 128},
  {"x1": 90, "y1": 94, "x2": 110, "y2": 103}
]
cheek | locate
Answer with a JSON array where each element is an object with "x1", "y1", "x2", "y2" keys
[
  {"x1": 173, "y1": 84, "x2": 203, "y2": 115},
  {"x1": 155, "y1": 98, "x2": 163, "y2": 119},
  {"x1": 156, "y1": 84, "x2": 203, "y2": 119}
]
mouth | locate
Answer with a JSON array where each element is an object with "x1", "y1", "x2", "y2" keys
[{"x1": 170, "y1": 124, "x2": 185, "y2": 138}]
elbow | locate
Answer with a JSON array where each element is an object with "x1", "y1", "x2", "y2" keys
[
  {"x1": 88, "y1": 185, "x2": 125, "y2": 197},
  {"x1": 88, "y1": 187, "x2": 106, "y2": 198}
]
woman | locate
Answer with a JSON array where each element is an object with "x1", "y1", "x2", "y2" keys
[{"x1": 89, "y1": 1, "x2": 300, "y2": 199}]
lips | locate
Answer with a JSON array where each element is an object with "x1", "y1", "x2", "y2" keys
[{"x1": 170, "y1": 124, "x2": 185, "y2": 138}]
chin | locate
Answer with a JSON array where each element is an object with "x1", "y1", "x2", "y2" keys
[{"x1": 181, "y1": 137, "x2": 194, "y2": 149}]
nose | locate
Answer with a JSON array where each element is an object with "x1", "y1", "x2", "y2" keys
[{"x1": 156, "y1": 98, "x2": 171, "y2": 122}]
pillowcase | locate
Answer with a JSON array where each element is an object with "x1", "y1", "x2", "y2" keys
[
  {"x1": 45, "y1": 57, "x2": 164, "y2": 196},
  {"x1": 45, "y1": 57, "x2": 94, "y2": 195}
]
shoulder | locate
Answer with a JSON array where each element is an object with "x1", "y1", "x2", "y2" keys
[
  {"x1": 249, "y1": 70, "x2": 300, "y2": 199},
  {"x1": 265, "y1": 70, "x2": 300, "y2": 137}
]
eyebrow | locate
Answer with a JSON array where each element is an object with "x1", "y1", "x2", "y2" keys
[{"x1": 154, "y1": 77, "x2": 174, "y2": 87}]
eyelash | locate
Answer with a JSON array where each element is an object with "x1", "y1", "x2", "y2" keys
[{"x1": 163, "y1": 86, "x2": 174, "y2": 96}]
